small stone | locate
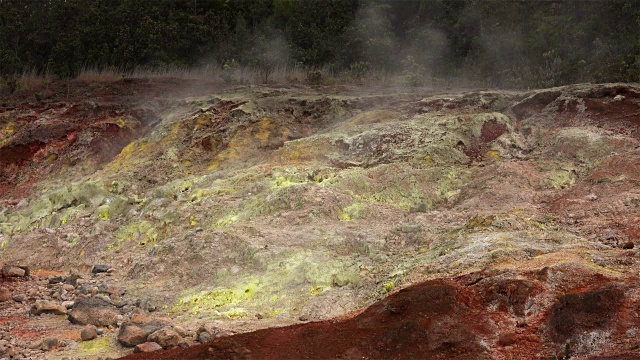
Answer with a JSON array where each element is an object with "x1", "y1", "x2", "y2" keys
[
  {"x1": 196, "y1": 324, "x2": 230, "y2": 343},
  {"x1": 32, "y1": 300, "x2": 67, "y2": 315},
  {"x1": 154, "y1": 316, "x2": 174, "y2": 325},
  {"x1": 198, "y1": 331, "x2": 211, "y2": 343},
  {"x1": 68, "y1": 298, "x2": 118, "y2": 327},
  {"x1": 64, "y1": 276, "x2": 80, "y2": 286},
  {"x1": 130, "y1": 312, "x2": 152, "y2": 324},
  {"x1": 49, "y1": 276, "x2": 64, "y2": 284},
  {"x1": 173, "y1": 326, "x2": 188, "y2": 338},
  {"x1": 2, "y1": 266, "x2": 27, "y2": 277},
  {"x1": 117, "y1": 322, "x2": 167, "y2": 347},
  {"x1": 134, "y1": 342, "x2": 163, "y2": 353},
  {"x1": 63, "y1": 284, "x2": 75, "y2": 292},
  {"x1": 148, "y1": 327, "x2": 182, "y2": 349},
  {"x1": 15, "y1": 198, "x2": 29, "y2": 210},
  {"x1": 80, "y1": 325, "x2": 98, "y2": 341},
  {"x1": 498, "y1": 332, "x2": 517, "y2": 346},
  {"x1": 12, "y1": 293, "x2": 27, "y2": 302},
  {"x1": 0, "y1": 288, "x2": 10, "y2": 302},
  {"x1": 144, "y1": 299, "x2": 157, "y2": 312},
  {"x1": 114, "y1": 299, "x2": 129, "y2": 308},
  {"x1": 118, "y1": 324, "x2": 149, "y2": 347},
  {"x1": 409, "y1": 203, "x2": 428, "y2": 213},
  {"x1": 621, "y1": 241, "x2": 634, "y2": 250},
  {"x1": 41, "y1": 338, "x2": 59, "y2": 351},
  {"x1": 61, "y1": 292, "x2": 74, "y2": 301},
  {"x1": 105, "y1": 285, "x2": 125, "y2": 296},
  {"x1": 97, "y1": 328, "x2": 104, "y2": 335},
  {"x1": 401, "y1": 224, "x2": 421, "y2": 233},
  {"x1": 299, "y1": 315, "x2": 309, "y2": 322},
  {"x1": 94, "y1": 294, "x2": 112, "y2": 303},
  {"x1": 62, "y1": 300, "x2": 75, "y2": 309},
  {"x1": 91, "y1": 265, "x2": 111, "y2": 274}
]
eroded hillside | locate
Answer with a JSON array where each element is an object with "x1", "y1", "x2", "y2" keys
[{"x1": 1, "y1": 80, "x2": 640, "y2": 359}]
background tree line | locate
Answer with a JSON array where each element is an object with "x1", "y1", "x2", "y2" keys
[{"x1": 0, "y1": 0, "x2": 639, "y2": 88}]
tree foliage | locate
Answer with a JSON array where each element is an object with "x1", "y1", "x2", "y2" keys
[{"x1": 0, "y1": 0, "x2": 638, "y2": 86}]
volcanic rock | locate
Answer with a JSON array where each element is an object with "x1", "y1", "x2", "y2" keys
[
  {"x1": 32, "y1": 300, "x2": 67, "y2": 315},
  {"x1": 80, "y1": 325, "x2": 98, "y2": 341},
  {"x1": 118, "y1": 321, "x2": 168, "y2": 347},
  {"x1": 2, "y1": 266, "x2": 27, "y2": 277},
  {"x1": 41, "y1": 338, "x2": 60, "y2": 351},
  {"x1": 91, "y1": 264, "x2": 111, "y2": 274},
  {"x1": 12, "y1": 293, "x2": 26, "y2": 303},
  {"x1": 147, "y1": 327, "x2": 182, "y2": 349},
  {"x1": 0, "y1": 288, "x2": 10, "y2": 302},
  {"x1": 134, "y1": 342, "x2": 163, "y2": 353},
  {"x1": 68, "y1": 298, "x2": 118, "y2": 327}
]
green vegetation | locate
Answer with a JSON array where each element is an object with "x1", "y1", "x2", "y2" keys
[{"x1": 1, "y1": 0, "x2": 639, "y2": 88}]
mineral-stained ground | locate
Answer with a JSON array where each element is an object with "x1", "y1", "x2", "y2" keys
[{"x1": 1, "y1": 79, "x2": 640, "y2": 359}]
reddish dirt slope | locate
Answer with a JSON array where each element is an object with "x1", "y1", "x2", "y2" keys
[
  {"x1": 0, "y1": 78, "x2": 209, "y2": 199},
  {"x1": 122, "y1": 266, "x2": 640, "y2": 360}
]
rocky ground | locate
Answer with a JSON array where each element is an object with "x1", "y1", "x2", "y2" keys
[
  {"x1": 0, "y1": 264, "x2": 233, "y2": 359},
  {"x1": 1, "y1": 79, "x2": 640, "y2": 359}
]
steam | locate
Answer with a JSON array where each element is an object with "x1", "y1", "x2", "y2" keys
[
  {"x1": 403, "y1": 28, "x2": 450, "y2": 78},
  {"x1": 350, "y1": 1, "x2": 453, "y2": 86},
  {"x1": 249, "y1": 30, "x2": 291, "y2": 83},
  {"x1": 468, "y1": 29, "x2": 527, "y2": 86},
  {"x1": 352, "y1": 3, "x2": 397, "y2": 71}
]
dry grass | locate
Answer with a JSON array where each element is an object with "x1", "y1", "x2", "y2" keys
[
  {"x1": 19, "y1": 68, "x2": 50, "y2": 90},
  {"x1": 4, "y1": 64, "x2": 481, "y2": 93},
  {"x1": 72, "y1": 65, "x2": 308, "y2": 85},
  {"x1": 75, "y1": 66, "x2": 124, "y2": 82},
  {"x1": 71, "y1": 64, "x2": 394, "y2": 86}
]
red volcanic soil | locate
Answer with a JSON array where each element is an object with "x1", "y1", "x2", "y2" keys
[
  {"x1": 123, "y1": 280, "x2": 494, "y2": 360},
  {"x1": 121, "y1": 268, "x2": 640, "y2": 360},
  {"x1": 0, "y1": 78, "x2": 210, "y2": 199}
]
